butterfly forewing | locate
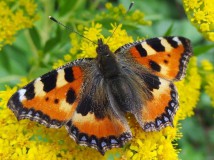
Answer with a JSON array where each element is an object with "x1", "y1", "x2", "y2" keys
[
  {"x1": 115, "y1": 36, "x2": 192, "y2": 81},
  {"x1": 7, "y1": 59, "x2": 88, "y2": 128}
]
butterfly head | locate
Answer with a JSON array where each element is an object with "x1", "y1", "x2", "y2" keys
[
  {"x1": 96, "y1": 39, "x2": 111, "y2": 56},
  {"x1": 95, "y1": 38, "x2": 121, "y2": 78}
]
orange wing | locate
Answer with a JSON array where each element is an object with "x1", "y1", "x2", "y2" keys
[
  {"x1": 135, "y1": 75, "x2": 178, "y2": 131},
  {"x1": 116, "y1": 36, "x2": 192, "y2": 81},
  {"x1": 66, "y1": 87, "x2": 132, "y2": 154},
  {"x1": 114, "y1": 37, "x2": 191, "y2": 131},
  {"x1": 7, "y1": 60, "x2": 87, "y2": 128},
  {"x1": 66, "y1": 111, "x2": 131, "y2": 154}
]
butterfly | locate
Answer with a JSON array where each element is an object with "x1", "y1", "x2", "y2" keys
[{"x1": 7, "y1": 36, "x2": 192, "y2": 155}]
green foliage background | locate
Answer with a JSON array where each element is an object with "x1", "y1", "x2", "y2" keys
[{"x1": 0, "y1": 0, "x2": 214, "y2": 159}]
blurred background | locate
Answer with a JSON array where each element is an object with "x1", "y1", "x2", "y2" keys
[{"x1": 0, "y1": 0, "x2": 214, "y2": 159}]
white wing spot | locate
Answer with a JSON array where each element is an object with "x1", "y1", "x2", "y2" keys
[
  {"x1": 172, "y1": 37, "x2": 181, "y2": 45},
  {"x1": 18, "y1": 89, "x2": 27, "y2": 101}
]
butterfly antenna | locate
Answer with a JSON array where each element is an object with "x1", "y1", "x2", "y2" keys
[
  {"x1": 106, "y1": 1, "x2": 134, "y2": 44},
  {"x1": 49, "y1": 16, "x2": 97, "y2": 45}
]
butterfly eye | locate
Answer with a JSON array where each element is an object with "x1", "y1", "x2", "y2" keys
[
  {"x1": 105, "y1": 45, "x2": 109, "y2": 50},
  {"x1": 96, "y1": 47, "x2": 101, "y2": 53}
]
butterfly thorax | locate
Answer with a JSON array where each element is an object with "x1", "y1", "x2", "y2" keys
[
  {"x1": 96, "y1": 39, "x2": 121, "y2": 79},
  {"x1": 95, "y1": 39, "x2": 142, "y2": 113}
]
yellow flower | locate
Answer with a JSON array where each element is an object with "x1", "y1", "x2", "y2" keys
[
  {"x1": 201, "y1": 60, "x2": 213, "y2": 71},
  {"x1": 202, "y1": 60, "x2": 214, "y2": 107},
  {"x1": 183, "y1": 0, "x2": 214, "y2": 41},
  {"x1": 105, "y1": 2, "x2": 113, "y2": 10},
  {"x1": 79, "y1": 23, "x2": 133, "y2": 58},
  {"x1": 52, "y1": 59, "x2": 66, "y2": 69},
  {"x1": 84, "y1": 22, "x2": 103, "y2": 42},
  {"x1": 175, "y1": 57, "x2": 201, "y2": 120},
  {"x1": 200, "y1": 23, "x2": 210, "y2": 32},
  {"x1": 205, "y1": 73, "x2": 214, "y2": 106},
  {"x1": 19, "y1": 0, "x2": 37, "y2": 16},
  {"x1": 80, "y1": 22, "x2": 104, "y2": 58},
  {"x1": 96, "y1": 2, "x2": 152, "y2": 26},
  {"x1": 207, "y1": 32, "x2": 214, "y2": 41},
  {"x1": 0, "y1": 0, "x2": 38, "y2": 50},
  {"x1": 69, "y1": 33, "x2": 81, "y2": 56},
  {"x1": 0, "y1": 86, "x2": 17, "y2": 108},
  {"x1": 64, "y1": 54, "x2": 72, "y2": 61},
  {"x1": 194, "y1": 10, "x2": 206, "y2": 23}
]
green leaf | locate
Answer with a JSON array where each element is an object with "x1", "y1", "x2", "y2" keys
[
  {"x1": 0, "y1": 45, "x2": 29, "y2": 75},
  {"x1": 55, "y1": 26, "x2": 63, "y2": 44},
  {"x1": 29, "y1": 27, "x2": 42, "y2": 49},
  {"x1": 208, "y1": 129, "x2": 214, "y2": 144},
  {"x1": 179, "y1": 143, "x2": 206, "y2": 160},
  {"x1": 194, "y1": 43, "x2": 214, "y2": 56},
  {"x1": 163, "y1": 23, "x2": 174, "y2": 36},
  {"x1": 44, "y1": 37, "x2": 59, "y2": 53},
  {"x1": 58, "y1": 0, "x2": 86, "y2": 16},
  {"x1": 0, "y1": 48, "x2": 10, "y2": 72},
  {"x1": 181, "y1": 117, "x2": 206, "y2": 144},
  {"x1": 29, "y1": 67, "x2": 51, "y2": 80}
]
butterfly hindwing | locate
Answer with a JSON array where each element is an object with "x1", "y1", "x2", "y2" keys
[
  {"x1": 7, "y1": 59, "x2": 89, "y2": 128},
  {"x1": 135, "y1": 73, "x2": 178, "y2": 131},
  {"x1": 66, "y1": 68, "x2": 132, "y2": 154},
  {"x1": 115, "y1": 36, "x2": 192, "y2": 81},
  {"x1": 66, "y1": 110, "x2": 131, "y2": 154}
]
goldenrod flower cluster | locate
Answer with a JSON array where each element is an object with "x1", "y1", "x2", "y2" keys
[
  {"x1": 183, "y1": 0, "x2": 214, "y2": 41},
  {"x1": 0, "y1": 0, "x2": 38, "y2": 50},
  {"x1": 201, "y1": 60, "x2": 214, "y2": 107},
  {"x1": 96, "y1": 3, "x2": 152, "y2": 26}
]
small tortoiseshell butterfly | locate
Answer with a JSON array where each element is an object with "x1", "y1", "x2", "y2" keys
[{"x1": 7, "y1": 21, "x2": 192, "y2": 154}]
